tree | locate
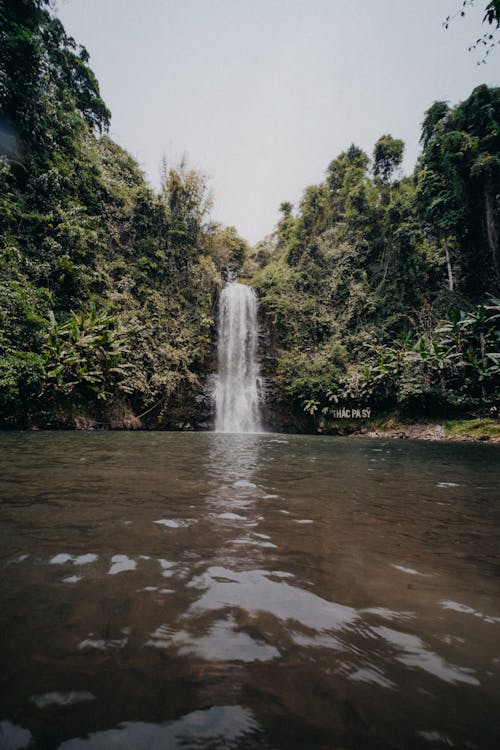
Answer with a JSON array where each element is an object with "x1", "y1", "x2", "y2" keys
[
  {"x1": 419, "y1": 101, "x2": 450, "y2": 148},
  {"x1": 444, "y1": 1, "x2": 500, "y2": 63},
  {"x1": 279, "y1": 201, "x2": 293, "y2": 217},
  {"x1": 326, "y1": 144, "x2": 369, "y2": 193},
  {"x1": 207, "y1": 225, "x2": 248, "y2": 278},
  {"x1": 326, "y1": 145, "x2": 370, "y2": 225},
  {"x1": 160, "y1": 155, "x2": 213, "y2": 250},
  {"x1": 0, "y1": 0, "x2": 110, "y2": 158},
  {"x1": 373, "y1": 135, "x2": 404, "y2": 186},
  {"x1": 416, "y1": 85, "x2": 500, "y2": 297}
]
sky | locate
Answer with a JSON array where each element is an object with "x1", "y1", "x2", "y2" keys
[{"x1": 56, "y1": 0, "x2": 498, "y2": 245}]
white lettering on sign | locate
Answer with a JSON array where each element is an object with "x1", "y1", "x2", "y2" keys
[{"x1": 331, "y1": 407, "x2": 371, "y2": 419}]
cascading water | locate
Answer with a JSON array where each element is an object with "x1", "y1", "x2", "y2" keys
[{"x1": 214, "y1": 282, "x2": 262, "y2": 433}]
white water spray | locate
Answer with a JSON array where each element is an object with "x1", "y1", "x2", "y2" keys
[{"x1": 214, "y1": 282, "x2": 262, "y2": 433}]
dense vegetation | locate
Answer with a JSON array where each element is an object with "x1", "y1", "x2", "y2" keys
[
  {"x1": 250, "y1": 86, "x2": 500, "y2": 430},
  {"x1": 0, "y1": 0, "x2": 246, "y2": 428},
  {"x1": 0, "y1": 0, "x2": 498, "y2": 431}
]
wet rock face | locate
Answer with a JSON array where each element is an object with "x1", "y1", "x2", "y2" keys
[
  {"x1": 156, "y1": 384, "x2": 215, "y2": 432},
  {"x1": 256, "y1": 311, "x2": 278, "y2": 432},
  {"x1": 193, "y1": 387, "x2": 216, "y2": 430},
  {"x1": 256, "y1": 309, "x2": 311, "y2": 434}
]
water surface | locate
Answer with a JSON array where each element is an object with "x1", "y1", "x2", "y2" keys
[{"x1": 1, "y1": 432, "x2": 499, "y2": 749}]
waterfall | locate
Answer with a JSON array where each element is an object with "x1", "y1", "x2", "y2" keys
[{"x1": 214, "y1": 282, "x2": 262, "y2": 433}]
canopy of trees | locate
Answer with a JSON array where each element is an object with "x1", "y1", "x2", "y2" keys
[
  {"x1": 250, "y1": 85, "x2": 499, "y2": 430},
  {"x1": 0, "y1": 0, "x2": 247, "y2": 428}
]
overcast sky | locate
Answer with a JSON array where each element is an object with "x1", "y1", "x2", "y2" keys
[{"x1": 56, "y1": 0, "x2": 498, "y2": 244}]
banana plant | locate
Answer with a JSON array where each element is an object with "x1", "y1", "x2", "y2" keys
[{"x1": 43, "y1": 304, "x2": 132, "y2": 401}]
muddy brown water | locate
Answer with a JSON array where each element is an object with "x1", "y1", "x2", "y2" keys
[{"x1": 0, "y1": 431, "x2": 499, "y2": 749}]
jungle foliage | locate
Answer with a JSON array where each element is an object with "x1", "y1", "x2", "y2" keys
[
  {"x1": 0, "y1": 2, "x2": 498, "y2": 430},
  {"x1": 251, "y1": 87, "x2": 500, "y2": 429},
  {"x1": 0, "y1": 0, "x2": 244, "y2": 427}
]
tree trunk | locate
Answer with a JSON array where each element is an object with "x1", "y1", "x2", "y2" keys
[
  {"x1": 480, "y1": 330, "x2": 486, "y2": 401},
  {"x1": 485, "y1": 186, "x2": 499, "y2": 280},
  {"x1": 440, "y1": 368, "x2": 446, "y2": 395},
  {"x1": 444, "y1": 238, "x2": 454, "y2": 292}
]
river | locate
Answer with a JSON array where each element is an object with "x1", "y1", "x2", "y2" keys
[{"x1": 1, "y1": 432, "x2": 499, "y2": 749}]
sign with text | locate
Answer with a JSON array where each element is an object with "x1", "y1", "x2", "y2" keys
[{"x1": 331, "y1": 407, "x2": 371, "y2": 419}]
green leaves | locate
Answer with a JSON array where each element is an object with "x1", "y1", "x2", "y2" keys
[
  {"x1": 407, "y1": 298, "x2": 500, "y2": 400},
  {"x1": 0, "y1": 3, "x2": 228, "y2": 428},
  {"x1": 416, "y1": 85, "x2": 500, "y2": 296},
  {"x1": 42, "y1": 304, "x2": 132, "y2": 402},
  {"x1": 0, "y1": 351, "x2": 46, "y2": 421},
  {"x1": 296, "y1": 296, "x2": 499, "y2": 423},
  {"x1": 373, "y1": 135, "x2": 404, "y2": 185}
]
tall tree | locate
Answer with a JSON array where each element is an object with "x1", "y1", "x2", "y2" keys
[
  {"x1": 416, "y1": 85, "x2": 499, "y2": 297},
  {"x1": 373, "y1": 135, "x2": 404, "y2": 186}
]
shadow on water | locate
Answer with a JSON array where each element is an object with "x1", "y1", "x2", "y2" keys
[{"x1": 0, "y1": 432, "x2": 500, "y2": 749}]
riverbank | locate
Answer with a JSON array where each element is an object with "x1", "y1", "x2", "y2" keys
[
  {"x1": 343, "y1": 417, "x2": 500, "y2": 443},
  {"x1": 4, "y1": 410, "x2": 500, "y2": 443}
]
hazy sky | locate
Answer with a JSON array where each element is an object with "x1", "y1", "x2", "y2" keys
[{"x1": 56, "y1": 0, "x2": 498, "y2": 244}]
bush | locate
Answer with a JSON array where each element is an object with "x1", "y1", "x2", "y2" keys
[{"x1": 0, "y1": 352, "x2": 46, "y2": 422}]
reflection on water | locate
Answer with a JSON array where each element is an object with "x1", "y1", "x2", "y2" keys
[
  {"x1": 1, "y1": 706, "x2": 266, "y2": 750},
  {"x1": 1, "y1": 432, "x2": 500, "y2": 749},
  {"x1": 186, "y1": 565, "x2": 358, "y2": 630},
  {"x1": 30, "y1": 692, "x2": 96, "y2": 709}
]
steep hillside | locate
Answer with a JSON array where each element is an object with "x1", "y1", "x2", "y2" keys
[
  {"x1": 250, "y1": 87, "x2": 500, "y2": 431},
  {"x1": 0, "y1": 0, "x2": 248, "y2": 428}
]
